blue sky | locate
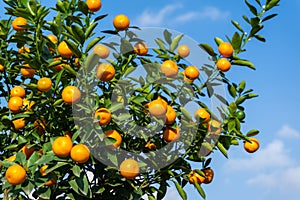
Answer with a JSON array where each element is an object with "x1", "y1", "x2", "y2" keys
[{"x1": 1, "y1": 0, "x2": 300, "y2": 199}]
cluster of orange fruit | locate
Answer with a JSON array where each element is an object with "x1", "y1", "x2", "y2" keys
[{"x1": 188, "y1": 168, "x2": 214, "y2": 185}]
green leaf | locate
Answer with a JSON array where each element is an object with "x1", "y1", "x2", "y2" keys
[
  {"x1": 181, "y1": 107, "x2": 192, "y2": 120},
  {"x1": 237, "y1": 80, "x2": 246, "y2": 93},
  {"x1": 62, "y1": 64, "x2": 77, "y2": 76},
  {"x1": 255, "y1": 0, "x2": 261, "y2": 6},
  {"x1": 85, "y1": 23, "x2": 97, "y2": 39},
  {"x1": 216, "y1": 141, "x2": 228, "y2": 158},
  {"x1": 85, "y1": 36, "x2": 105, "y2": 53},
  {"x1": 120, "y1": 38, "x2": 134, "y2": 55},
  {"x1": 236, "y1": 96, "x2": 247, "y2": 105},
  {"x1": 247, "y1": 129, "x2": 260, "y2": 137},
  {"x1": 254, "y1": 35, "x2": 266, "y2": 42},
  {"x1": 250, "y1": 24, "x2": 264, "y2": 36},
  {"x1": 194, "y1": 182, "x2": 206, "y2": 199},
  {"x1": 228, "y1": 102, "x2": 237, "y2": 115},
  {"x1": 71, "y1": 25, "x2": 85, "y2": 45},
  {"x1": 266, "y1": 0, "x2": 280, "y2": 11},
  {"x1": 199, "y1": 43, "x2": 215, "y2": 56},
  {"x1": 232, "y1": 59, "x2": 255, "y2": 70},
  {"x1": 262, "y1": 14, "x2": 278, "y2": 22},
  {"x1": 214, "y1": 37, "x2": 224, "y2": 46},
  {"x1": 173, "y1": 181, "x2": 187, "y2": 200},
  {"x1": 155, "y1": 38, "x2": 166, "y2": 51},
  {"x1": 72, "y1": 165, "x2": 81, "y2": 177},
  {"x1": 245, "y1": 0, "x2": 258, "y2": 15},
  {"x1": 163, "y1": 29, "x2": 172, "y2": 45},
  {"x1": 65, "y1": 40, "x2": 82, "y2": 58},
  {"x1": 228, "y1": 84, "x2": 237, "y2": 98},
  {"x1": 242, "y1": 15, "x2": 250, "y2": 24},
  {"x1": 231, "y1": 20, "x2": 244, "y2": 32},
  {"x1": 170, "y1": 34, "x2": 184, "y2": 52},
  {"x1": 231, "y1": 32, "x2": 242, "y2": 52}
]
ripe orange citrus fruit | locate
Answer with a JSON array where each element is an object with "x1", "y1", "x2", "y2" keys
[
  {"x1": 94, "y1": 108, "x2": 112, "y2": 125},
  {"x1": 96, "y1": 63, "x2": 115, "y2": 82},
  {"x1": 10, "y1": 86, "x2": 26, "y2": 98},
  {"x1": 244, "y1": 138, "x2": 260, "y2": 153},
  {"x1": 21, "y1": 64, "x2": 35, "y2": 78},
  {"x1": 166, "y1": 105, "x2": 176, "y2": 125},
  {"x1": 86, "y1": 0, "x2": 102, "y2": 12},
  {"x1": 184, "y1": 66, "x2": 199, "y2": 81},
  {"x1": 145, "y1": 141, "x2": 156, "y2": 150},
  {"x1": 13, "y1": 118, "x2": 25, "y2": 130},
  {"x1": 148, "y1": 97, "x2": 168, "y2": 118},
  {"x1": 202, "y1": 168, "x2": 214, "y2": 184},
  {"x1": 70, "y1": 144, "x2": 90, "y2": 163},
  {"x1": 218, "y1": 42, "x2": 233, "y2": 58},
  {"x1": 52, "y1": 136, "x2": 73, "y2": 157},
  {"x1": 188, "y1": 170, "x2": 205, "y2": 184},
  {"x1": 207, "y1": 119, "x2": 222, "y2": 134},
  {"x1": 5, "y1": 164, "x2": 26, "y2": 185},
  {"x1": 37, "y1": 77, "x2": 52, "y2": 92},
  {"x1": 47, "y1": 34, "x2": 58, "y2": 44},
  {"x1": 62, "y1": 86, "x2": 81, "y2": 104},
  {"x1": 163, "y1": 126, "x2": 180, "y2": 142},
  {"x1": 113, "y1": 14, "x2": 130, "y2": 31},
  {"x1": 8, "y1": 96, "x2": 23, "y2": 113},
  {"x1": 58, "y1": 41, "x2": 74, "y2": 58},
  {"x1": 0, "y1": 64, "x2": 4, "y2": 72},
  {"x1": 194, "y1": 108, "x2": 210, "y2": 124},
  {"x1": 216, "y1": 58, "x2": 231, "y2": 72},
  {"x1": 93, "y1": 44, "x2": 110, "y2": 59},
  {"x1": 119, "y1": 159, "x2": 140, "y2": 179},
  {"x1": 39, "y1": 165, "x2": 49, "y2": 177},
  {"x1": 39, "y1": 165, "x2": 57, "y2": 186},
  {"x1": 20, "y1": 144, "x2": 35, "y2": 159},
  {"x1": 52, "y1": 57, "x2": 64, "y2": 72},
  {"x1": 160, "y1": 60, "x2": 178, "y2": 78},
  {"x1": 177, "y1": 44, "x2": 190, "y2": 58},
  {"x1": 12, "y1": 17, "x2": 27, "y2": 31},
  {"x1": 104, "y1": 130, "x2": 122, "y2": 148},
  {"x1": 133, "y1": 41, "x2": 148, "y2": 56}
]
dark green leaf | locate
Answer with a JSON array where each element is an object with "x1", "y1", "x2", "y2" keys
[
  {"x1": 173, "y1": 181, "x2": 187, "y2": 200},
  {"x1": 262, "y1": 14, "x2": 278, "y2": 22},
  {"x1": 155, "y1": 38, "x2": 166, "y2": 51},
  {"x1": 247, "y1": 129, "x2": 260, "y2": 137},
  {"x1": 242, "y1": 15, "x2": 250, "y2": 24},
  {"x1": 236, "y1": 96, "x2": 247, "y2": 105},
  {"x1": 194, "y1": 182, "x2": 206, "y2": 199},
  {"x1": 228, "y1": 84, "x2": 237, "y2": 98},
  {"x1": 170, "y1": 34, "x2": 184, "y2": 52},
  {"x1": 163, "y1": 29, "x2": 172, "y2": 45},
  {"x1": 199, "y1": 43, "x2": 216, "y2": 56},
  {"x1": 237, "y1": 80, "x2": 246, "y2": 93},
  {"x1": 65, "y1": 40, "x2": 82, "y2": 58},
  {"x1": 231, "y1": 32, "x2": 242, "y2": 52},
  {"x1": 231, "y1": 20, "x2": 244, "y2": 32},
  {"x1": 120, "y1": 38, "x2": 134, "y2": 55},
  {"x1": 266, "y1": 0, "x2": 280, "y2": 11},
  {"x1": 214, "y1": 37, "x2": 224, "y2": 46},
  {"x1": 245, "y1": 0, "x2": 258, "y2": 15},
  {"x1": 254, "y1": 35, "x2": 266, "y2": 42},
  {"x1": 71, "y1": 25, "x2": 85, "y2": 45},
  {"x1": 85, "y1": 36, "x2": 104, "y2": 53},
  {"x1": 232, "y1": 59, "x2": 255, "y2": 70}
]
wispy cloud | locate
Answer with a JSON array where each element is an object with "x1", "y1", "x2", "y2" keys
[
  {"x1": 135, "y1": 5, "x2": 229, "y2": 27},
  {"x1": 225, "y1": 140, "x2": 293, "y2": 171},
  {"x1": 277, "y1": 125, "x2": 300, "y2": 139}
]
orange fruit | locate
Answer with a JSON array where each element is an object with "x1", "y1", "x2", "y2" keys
[
  {"x1": 207, "y1": 119, "x2": 222, "y2": 134},
  {"x1": 177, "y1": 44, "x2": 190, "y2": 58},
  {"x1": 194, "y1": 108, "x2": 210, "y2": 124},
  {"x1": 216, "y1": 58, "x2": 231, "y2": 72},
  {"x1": 133, "y1": 41, "x2": 148, "y2": 56},
  {"x1": 47, "y1": 34, "x2": 58, "y2": 44},
  {"x1": 86, "y1": 0, "x2": 102, "y2": 12},
  {"x1": 0, "y1": 64, "x2": 4, "y2": 72},
  {"x1": 22, "y1": 98, "x2": 34, "y2": 111},
  {"x1": 34, "y1": 119, "x2": 46, "y2": 135},
  {"x1": 74, "y1": 58, "x2": 81, "y2": 67},
  {"x1": 58, "y1": 41, "x2": 74, "y2": 58},
  {"x1": 39, "y1": 165, "x2": 57, "y2": 186},
  {"x1": 96, "y1": 63, "x2": 115, "y2": 82},
  {"x1": 20, "y1": 144, "x2": 35, "y2": 159},
  {"x1": 145, "y1": 141, "x2": 156, "y2": 150},
  {"x1": 18, "y1": 46, "x2": 30, "y2": 54},
  {"x1": 184, "y1": 66, "x2": 199, "y2": 81},
  {"x1": 93, "y1": 44, "x2": 110, "y2": 59},
  {"x1": 13, "y1": 118, "x2": 25, "y2": 130},
  {"x1": 218, "y1": 42, "x2": 233, "y2": 58},
  {"x1": 39, "y1": 165, "x2": 50, "y2": 177},
  {"x1": 163, "y1": 126, "x2": 180, "y2": 142},
  {"x1": 94, "y1": 108, "x2": 112, "y2": 125},
  {"x1": 160, "y1": 60, "x2": 178, "y2": 78},
  {"x1": 113, "y1": 14, "x2": 130, "y2": 31},
  {"x1": 148, "y1": 97, "x2": 168, "y2": 118},
  {"x1": 44, "y1": 177, "x2": 56, "y2": 186},
  {"x1": 5, "y1": 164, "x2": 26, "y2": 185},
  {"x1": 12, "y1": 17, "x2": 27, "y2": 31},
  {"x1": 37, "y1": 77, "x2": 52, "y2": 92},
  {"x1": 8, "y1": 96, "x2": 23, "y2": 113},
  {"x1": 10, "y1": 86, "x2": 26, "y2": 98},
  {"x1": 52, "y1": 57, "x2": 64, "y2": 72},
  {"x1": 21, "y1": 64, "x2": 35, "y2": 78},
  {"x1": 166, "y1": 105, "x2": 176, "y2": 125},
  {"x1": 104, "y1": 130, "x2": 122, "y2": 148},
  {"x1": 202, "y1": 168, "x2": 214, "y2": 184},
  {"x1": 70, "y1": 144, "x2": 90, "y2": 163},
  {"x1": 244, "y1": 138, "x2": 260, "y2": 153},
  {"x1": 188, "y1": 170, "x2": 205, "y2": 184},
  {"x1": 7, "y1": 155, "x2": 16, "y2": 162},
  {"x1": 52, "y1": 136, "x2": 73, "y2": 157},
  {"x1": 119, "y1": 159, "x2": 140, "y2": 179},
  {"x1": 62, "y1": 86, "x2": 81, "y2": 104}
]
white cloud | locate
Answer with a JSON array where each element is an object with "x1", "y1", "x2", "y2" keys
[
  {"x1": 135, "y1": 5, "x2": 229, "y2": 27},
  {"x1": 225, "y1": 140, "x2": 293, "y2": 171},
  {"x1": 277, "y1": 125, "x2": 300, "y2": 139}
]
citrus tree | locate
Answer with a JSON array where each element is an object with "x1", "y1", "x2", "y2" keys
[{"x1": 0, "y1": 0, "x2": 280, "y2": 199}]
